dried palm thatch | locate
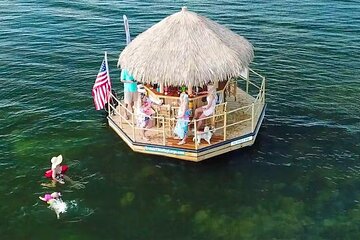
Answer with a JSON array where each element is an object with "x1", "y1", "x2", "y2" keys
[{"x1": 118, "y1": 7, "x2": 254, "y2": 87}]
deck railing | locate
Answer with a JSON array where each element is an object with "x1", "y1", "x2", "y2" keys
[
  {"x1": 108, "y1": 96, "x2": 169, "y2": 145},
  {"x1": 108, "y1": 68, "x2": 265, "y2": 149}
]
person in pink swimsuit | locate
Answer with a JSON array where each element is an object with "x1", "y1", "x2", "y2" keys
[
  {"x1": 39, "y1": 192, "x2": 66, "y2": 219},
  {"x1": 39, "y1": 192, "x2": 61, "y2": 203}
]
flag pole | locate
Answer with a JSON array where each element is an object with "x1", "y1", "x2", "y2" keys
[
  {"x1": 104, "y1": 51, "x2": 111, "y2": 113},
  {"x1": 104, "y1": 51, "x2": 110, "y2": 85},
  {"x1": 123, "y1": 15, "x2": 131, "y2": 45}
]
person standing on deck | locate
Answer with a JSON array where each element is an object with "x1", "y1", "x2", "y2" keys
[
  {"x1": 121, "y1": 69, "x2": 137, "y2": 119},
  {"x1": 174, "y1": 92, "x2": 191, "y2": 145},
  {"x1": 135, "y1": 85, "x2": 155, "y2": 141}
]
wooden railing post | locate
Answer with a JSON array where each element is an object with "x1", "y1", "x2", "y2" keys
[
  {"x1": 119, "y1": 104, "x2": 123, "y2": 129},
  {"x1": 246, "y1": 78, "x2": 249, "y2": 93},
  {"x1": 162, "y1": 117, "x2": 166, "y2": 146},
  {"x1": 251, "y1": 103, "x2": 255, "y2": 132},
  {"x1": 108, "y1": 96, "x2": 111, "y2": 116},
  {"x1": 194, "y1": 120, "x2": 198, "y2": 150},
  {"x1": 262, "y1": 77, "x2": 266, "y2": 104},
  {"x1": 132, "y1": 113, "x2": 135, "y2": 141},
  {"x1": 223, "y1": 111, "x2": 227, "y2": 141}
]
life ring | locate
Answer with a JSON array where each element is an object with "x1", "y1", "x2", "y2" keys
[{"x1": 44, "y1": 165, "x2": 69, "y2": 178}]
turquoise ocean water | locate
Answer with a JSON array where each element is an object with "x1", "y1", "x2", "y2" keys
[{"x1": 1, "y1": 0, "x2": 360, "y2": 239}]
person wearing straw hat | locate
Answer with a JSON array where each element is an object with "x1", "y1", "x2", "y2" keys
[
  {"x1": 51, "y1": 155, "x2": 66, "y2": 183},
  {"x1": 41, "y1": 155, "x2": 88, "y2": 189},
  {"x1": 41, "y1": 155, "x2": 66, "y2": 187},
  {"x1": 193, "y1": 84, "x2": 217, "y2": 131}
]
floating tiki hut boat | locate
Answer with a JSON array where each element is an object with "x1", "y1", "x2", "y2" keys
[{"x1": 107, "y1": 7, "x2": 266, "y2": 162}]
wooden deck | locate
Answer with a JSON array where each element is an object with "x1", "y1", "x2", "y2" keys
[
  {"x1": 112, "y1": 87, "x2": 257, "y2": 145},
  {"x1": 106, "y1": 68, "x2": 267, "y2": 161},
  {"x1": 166, "y1": 135, "x2": 225, "y2": 149},
  {"x1": 109, "y1": 115, "x2": 227, "y2": 149}
]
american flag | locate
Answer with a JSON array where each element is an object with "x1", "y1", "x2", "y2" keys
[{"x1": 92, "y1": 54, "x2": 112, "y2": 110}]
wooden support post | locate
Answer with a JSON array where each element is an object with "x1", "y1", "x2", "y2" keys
[
  {"x1": 120, "y1": 105, "x2": 123, "y2": 129},
  {"x1": 246, "y1": 78, "x2": 249, "y2": 93},
  {"x1": 188, "y1": 82, "x2": 193, "y2": 96},
  {"x1": 162, "y1": 117, "x2": 166, "y2": 146},
  {"x1": 214, "y1": 80, "x2": 219, "y2": 89},
  {"x1": 108, "y1": 99, "x2": 111, "y2": 116},
  {"x1": 194, "y1": 120, "x2": 198, "y2": 150},
  {"x1": 132, "y1": 113, "x2": 136, "y2": 141},
  {"x1": 233, "y1": 80, "x2": 237, "y2": 101},
  {"x1": 243, "y1": 67, "x2": 250, "y2": 95},
  {"x1": 251, "y1": 103, "x2": 255, "y2": 132},
  {"x1": 223, "y1": 111, "x2": 227, "y2": 141},
  {"x1": 262, "y1": 77, "x2": 266, "y2": 104}
]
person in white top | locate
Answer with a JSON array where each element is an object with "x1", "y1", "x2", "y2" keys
[
  {"x1": 135, "y1": 85, "x2": 154, "y2": 141},
  {"x1": 193, "y1": 84, "x2": 217, "y2": 131},
  {"x1": 174, "y1": 92, "x2": 191, "y2": 145}
]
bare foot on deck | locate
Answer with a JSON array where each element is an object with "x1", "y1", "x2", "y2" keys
[{"x1": 177, "y1": 140, "x2": 186, "y2": 145}]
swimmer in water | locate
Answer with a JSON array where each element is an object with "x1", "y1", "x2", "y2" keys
[
  {"x1": 39, "y1": 192, "x2": 61, "y2": 202},
  {"x1": 39, "y1": 192, "x2": 66, "y2": 219},
  {"x1": 41, "y1": 155, "x2": 67, "y2": 188},
  {"x1": 41, "y1": 155, "x2": 85, "y2": 189}
]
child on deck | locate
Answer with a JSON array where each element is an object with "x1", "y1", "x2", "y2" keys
[
  {"x1": 174, "y1": 92, "x2": 191, "y2": 145},
  {"x1": 135, "y1": 84, "x2": 162, "y2": 141}
]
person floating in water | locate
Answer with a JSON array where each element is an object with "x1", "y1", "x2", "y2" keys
[
  {"x1": 39, "y1": 192, "x2": 67, "y2": 219},
  {"x1": 39, "y1": 191, "x2": 62, "y2": 202},
  {"x1": 41, "y1": 154, "x2": 86, "y2": 189},
  {"x1": 41, "y1": 155, "x2": 68, "y2": 187}
]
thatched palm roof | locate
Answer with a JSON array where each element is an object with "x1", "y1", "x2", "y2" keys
[{"x1": 118, "y1": 7, "x2": 254, "y2": 87}]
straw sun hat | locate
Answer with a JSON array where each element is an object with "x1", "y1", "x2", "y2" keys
[{"x1": 51, "y1": 155, "x2": 63, "y2": 169}]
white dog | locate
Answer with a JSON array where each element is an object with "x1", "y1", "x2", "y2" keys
[
  {"x1": 48, "y1": 198, "x2": 67, "y2": 219},
  {"x1": 193, "y1": 126, "x2": 213, "y2": 144}
]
